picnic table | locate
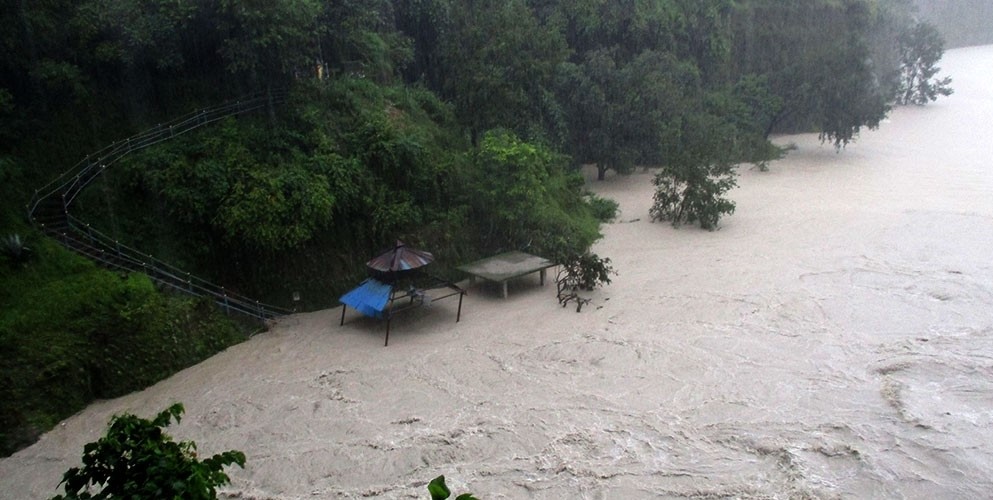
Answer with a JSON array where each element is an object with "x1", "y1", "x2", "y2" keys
[{"x1": 457, "y1": 251, "x2": 557, "y2": 298}]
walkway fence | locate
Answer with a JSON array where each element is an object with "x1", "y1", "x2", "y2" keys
[{"x1": 27, "y1": 91, "x2": 294, "y2": 321}]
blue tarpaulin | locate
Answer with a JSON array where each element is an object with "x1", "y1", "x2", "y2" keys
[{"x1": 340, "y1": 278, "x2": 393, "y2": 319}]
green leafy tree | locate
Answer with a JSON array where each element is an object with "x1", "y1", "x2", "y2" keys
[
  {"x1": 560, "y1": 252, "x2": 615, "y2": 291},
  {"x1": 124, "y1": 117, "x2": 337, "y2": 253},
  {"x1": 650, "y1": 113, "x2": 738, "y2": 230},
  {"x1": 896, "y1": 21, "x2": 953, "y2": 105},
  {"x1": 540, "y1": 0, "x2": 685, "y2": 61},
  {"x1": 442, "y1": 0, "x2": 568, "y2": 144},
  {"x1": 72, "y1": 0, "x2": 197, "y2": 71},
  {"x1": 395, "y1": 0, "x2": 452, "y2": 89},
  {"x1": 469, "y1": 130, "x2": 600, "y2": 257},
  {"x1": 217, "y1": 0, "x2": 322, "y2": 87},
  {"x1": 730, "y1": 0, "x2": 892, "y2": 147},
  {"x1": 321, "y1": 0, "x2": 412, "y2": 83},
  {"x1": 53, "y1": 403, "x2": 245, "y2": 500},
  {"x1": 559, "y1": 49, "x2": 700, "y2": 180},
  {"x1": 214, "y1": 165, "x2": 336, "y2": 251},
  {"x1": 671, "y1": 0, "x2": 735, "y2": 84}
]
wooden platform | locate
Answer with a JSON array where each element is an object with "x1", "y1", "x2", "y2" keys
[{"x1": 457, "y1": 251, "x2": 557, "y2": 298}]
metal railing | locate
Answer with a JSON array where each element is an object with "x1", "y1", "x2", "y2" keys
[{"x1": 27, "y1": 91, "x2": 294, "y2": 321}]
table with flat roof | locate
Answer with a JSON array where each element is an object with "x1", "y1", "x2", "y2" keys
[{"x1": 457, "y1": 251, "x2": 557, "y2": 298}]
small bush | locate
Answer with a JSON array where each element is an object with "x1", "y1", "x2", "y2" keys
[
  {"x1": 53, "y1": 403, "x2": 245, "y2": 500},
  {"x1": 650, "y1": 165, "x2": 737, "y2": 230},
  {"x1": 560, "y1": 252, "x2": 615, "y2": 291},
  {"x1": 585, "y1": 193, "x2": 619, "y2": 222}
]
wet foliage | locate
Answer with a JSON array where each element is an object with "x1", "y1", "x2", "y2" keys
[
  {"x1": 897, "y1": 21, "x2": 955, "y2": 105},
  {"x1": 0, "y1": 0, "x2": 955, "y2": 457},
  {"x1": 0, "y1": 240, "x2": 248, "y2": 457},
  {"x1": 53, "y1": 403, "x2": 245, "y2": 500}
]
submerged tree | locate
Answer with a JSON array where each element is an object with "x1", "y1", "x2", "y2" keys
[
  {"x1": 650, "y1": 112, "x2": 738, "y2": 230},
  {"x1": 896, "y1": 21, "x2": 954, "y2": 105}
]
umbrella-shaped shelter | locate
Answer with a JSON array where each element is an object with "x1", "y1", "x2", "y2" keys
[
  {"x1": 366, "y1": 240, "x2": 434, "y2": 279},
  {"x1": 340, "y1": 240, "x2": 465, "y2": 346}
]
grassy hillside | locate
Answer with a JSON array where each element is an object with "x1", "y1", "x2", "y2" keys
[{"x1": 0, "y1": 238, "x2": 252, "y2": 456}]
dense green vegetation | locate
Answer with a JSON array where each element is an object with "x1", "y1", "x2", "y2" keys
[
  {"x1": 0, "y1": 238, "x2": 249, "y2": 456},
  {"x1": 0, "y1": 0, "x2": 956, "y2": 457}
]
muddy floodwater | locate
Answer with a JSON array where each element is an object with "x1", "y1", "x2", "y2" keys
[{"x1": 2, "y1": 46, "x2": 992, "y2": 499}]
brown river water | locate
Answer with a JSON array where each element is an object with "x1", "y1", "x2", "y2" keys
[{"x1": 2, "y1": 45, "x2": 992, "y2": 499}]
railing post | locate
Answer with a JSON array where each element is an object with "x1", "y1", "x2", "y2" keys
[
  {"x1": 222, "y1": 288, "x2": 230, "y2": 315},
  {"x1": 187, "y1": 272, "x2": 193, "y2": 293}
]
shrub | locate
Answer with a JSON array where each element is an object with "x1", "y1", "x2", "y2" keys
[
  {"x1": 649, "y1": 164, "x2": 737, "y2": 230},
  {"x1": 560, "y1": 252, "x2": 615, "y2": 291},
  {"x1": 585, "y1": 193, "x2": 619, "y2": 222},
  {"x1": 53, "y1": 403, "x2": 245, "y2": 500}
]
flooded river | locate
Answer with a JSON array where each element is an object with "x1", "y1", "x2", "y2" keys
[
  {"x1": 587, "y1": 44, "x2": 993, "y2": 499},
  {"x1": 2, "y1": 46, "x2": 992, "y2": 499}
]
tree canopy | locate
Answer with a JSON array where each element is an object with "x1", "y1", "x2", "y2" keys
[{"x1": 896, "y1": 21, "x2": 954, "y2": 105}]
